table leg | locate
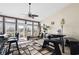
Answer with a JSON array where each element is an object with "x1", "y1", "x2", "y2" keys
[{"x1": 60, "y1": 37, "x2": 64, "y2": 53}]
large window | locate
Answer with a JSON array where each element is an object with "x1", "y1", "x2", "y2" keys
[
  {"x1": 0, "y1": 15, "x2": 40, "y2": 38},
  {"x1": 5, "y1": 18, "x2": 16, "y2": 37},
  {"x1": 17, "y1": 20, "x2": 25, "y2": 38},
  {"x1": 0, "y1": 17, "x2": 3, "y2": 34}
]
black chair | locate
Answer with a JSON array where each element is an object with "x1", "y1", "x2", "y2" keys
[
  {"x1": 42, "y1": 39, "x2": 62, "y2": 55},
  {"x1": 65, "y1": 37, "x2": 79, "y2": 55},
  {"x1": 8, "y1": 33, "x2": 20, "y2": 54},
  {"x1": 69, "y1": 41, "x2": 79, "y2": 55},
  {"x1": 42, "y1": 34, "x2": 62, "y2": 55}
]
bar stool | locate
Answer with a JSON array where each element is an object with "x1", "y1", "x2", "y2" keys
[{"x1": 8, "y1": 33, "x2": 20, "y2": 54}]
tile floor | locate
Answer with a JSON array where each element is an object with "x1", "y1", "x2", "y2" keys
[{"x1": 6, "y1": 39, "x2": 70, "y2": 55}]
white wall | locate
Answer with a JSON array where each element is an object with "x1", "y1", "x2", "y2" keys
[{"x1": 41, "y1": 3, "x2": 79, "y2": 39}]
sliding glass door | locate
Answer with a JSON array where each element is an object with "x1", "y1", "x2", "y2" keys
[{"x1": 26, "y1": 21, "x2": 32, "y2": 36}]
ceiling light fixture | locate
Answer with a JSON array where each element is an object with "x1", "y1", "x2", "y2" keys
[{"x1": 28, "y1": 3, "x2": 38, "y2": 19}]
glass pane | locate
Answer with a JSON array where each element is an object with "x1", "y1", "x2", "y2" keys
[
  {"x1": 5, "y1": 18, "x2": 15, "y2": 37},
  {"x1": 33, "y1": 25, "x2": 39, "y2": 36},
  {"x1": 27, "y1": 21, "x2": 32, "y2": 25},
  {"x1": 0, "y1": 17, "x2": 3, "y2": 21},
  {"x1": 26, "y1": 21, "x2": 33, "y2": 36},
  {"x1": 0, "y1": 22, "x2": 3, "y2": 34},
  {"x1": 5, "y1": 18, "x2": 15, "y2": 22},
  {"x1": 27, "y1": 25, "x2": 32, "y2": 36},
  {"x1": 25, "y1": 23, "x2": 27, "y2": 37},
  {"x1": 5, "y1": 23, "x2": 15, "y2": 36},
  {"x1": 0, "y1": 17, "x2": 3, "y2": 34},
  {"x1": 34, "y1": 22, "x2": 38, "y2": 26},
  {"x1": 17, "y1": 20, "x2": 25, "y2": 38},
  {"x1": 17, "y1": 20, "x2": 25, "y2": 23}
]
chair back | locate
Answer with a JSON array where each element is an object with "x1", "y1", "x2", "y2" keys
[{"x1": 15, "y1": 33, "x2": 19, "y2": 41}]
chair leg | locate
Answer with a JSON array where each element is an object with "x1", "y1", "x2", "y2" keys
[
  {"x1": 42, "y1": 40, "x2": 49, "y2": 48},
  {"x1": 8, "y1": 42, "x2": 11, "y2": 54},
  {"x1": 52, "y1": 43, "x2": 61, "y2": 55},
  {"x1": 16, "y1": 41, "x2": 21, "y2": 55},
  {"x1": 27, "y1": 46, "x2": 31, "y2": 55}
]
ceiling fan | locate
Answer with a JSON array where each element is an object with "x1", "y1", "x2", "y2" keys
[{"x1": 27, "y1": 3, "x2": 38, "y2": 19}]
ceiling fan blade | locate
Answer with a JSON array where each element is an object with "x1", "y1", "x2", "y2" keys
[{"x1": 31, "y1": 14, "x2": 38, "y2": 17}]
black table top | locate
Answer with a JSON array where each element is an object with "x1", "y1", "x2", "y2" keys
[
  {"x1": 48, "y1": 34, "x2": 66, "y2": 38},
  {"x1": 47, "y1": 34, "x2": 66, "y2": 53}
]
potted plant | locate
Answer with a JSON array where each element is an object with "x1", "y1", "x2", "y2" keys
[{"x1": 43, "y1": 24, "x2": 50, "y2": 38}]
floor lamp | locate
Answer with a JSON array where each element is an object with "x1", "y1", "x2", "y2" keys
[
  {"x1": 61, "y1": 18, "x2": 65, "y2": 35},
  {"x1": 61, "y1": 18, "x2": 65, "y2": 53}
]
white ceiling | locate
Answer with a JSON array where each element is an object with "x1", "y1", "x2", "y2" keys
[{"x1": 0, "y1": 3, "x2": 70, "y2": 21}]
